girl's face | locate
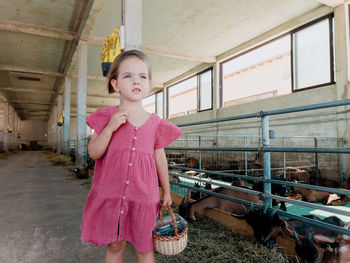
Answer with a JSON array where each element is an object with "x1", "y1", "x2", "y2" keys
[{"x1": 111, "y1": 56, "x2": 151, "y2": 103}]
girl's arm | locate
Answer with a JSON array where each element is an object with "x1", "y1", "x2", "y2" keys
[
  {"x1": 154, "y1": 148, "x2": 172, "y2": 207},
  {"x1": 88, "y1": 111, "x2": 127, "y2": 160}
]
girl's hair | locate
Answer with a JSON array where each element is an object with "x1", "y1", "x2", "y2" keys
[{"x1": 107, "y1": 49, "x2": 152, "y2": 94}]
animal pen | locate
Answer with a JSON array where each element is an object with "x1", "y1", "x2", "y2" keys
[{"x1": 166, "y1": 99, "x2": 350, "y2": 238}]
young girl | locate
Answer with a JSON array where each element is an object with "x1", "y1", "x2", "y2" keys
[{"x1": 80, "y1": 50, "x2": 183, "y2": 263}]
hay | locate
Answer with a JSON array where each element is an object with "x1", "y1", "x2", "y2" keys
[
  {"x1": 155, "y1": 208, "x2": 295, "y2": 263},
  {"x1": 45, "y1": 151, "x2": 73, "y2": 166}
]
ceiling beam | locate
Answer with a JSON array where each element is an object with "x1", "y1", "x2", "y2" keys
[
  {"x1": 11, "y1": 100, "x2": 50, "y2": 105},
  {"x1": 50, "y1": 0, "x2": 95, "y2": 105},
  {"x1": 88, "y1": 35, "x2": 216, "y2": 63},
  {"x1": 0, "y1": 19, "x2": 75, "y2": 40},
  {"x1": 0, "y1": 64, "x2": 63, "y2": 77},
  {"x1": 0, "y1": 64, "x2": 107, "y2": 80},
  {"x1": 0, "y1": 87, "x2": 55, "y2": 94},
  {"x1": 314, "y1": 0, "x2": 344, "y2": 7}
]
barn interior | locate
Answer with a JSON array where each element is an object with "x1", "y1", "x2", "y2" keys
[{"x1": 0, "y1": 0, "x2": 350, "y2": 262}]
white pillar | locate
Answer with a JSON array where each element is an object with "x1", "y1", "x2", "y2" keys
[
  {"x1": 2, "y1": 102, "x2": 8, "y2": 152},
  {"x1": 64, "y1": 77, "x2": 71, "y2": 156},
  {"x1": 12, "y1": 109, "x2": 15, "y2": 150},
  {"x1": 334, "y1": 4, "x2": 350, "y2": 175},
  {"x1": 57, "y1": 95, "x2": 63, "y2": 154},
  {"x1": 77, "y1": 41, "x2": 88, "y2": 167},
  {"x1": 123, "y1": 0, "x2": 142, "y2": 50},
  {"x1": 53, "y1": 105, "x2": 58, "y2": 152}
]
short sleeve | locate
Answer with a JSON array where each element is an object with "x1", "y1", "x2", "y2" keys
[
  {"x1": 154, "y1": 119, "x2": 183, "y2": 149},
  {"x1": 86, "y1": 108, "x2": 111, "y2": 135}
]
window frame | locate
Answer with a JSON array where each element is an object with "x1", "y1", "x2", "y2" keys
[
  {"x1": 219, "y1": 13, "x2": 335, "y2": 107},
  {"x1": 291, "y1": 14, "x2": 335, "y2": 92},
  {"x1": 166, "y1": 67, "x2": 213, "y2": 119},
  {"x1": 155, "y1": 91, "x2": 163, "y2": 118}
]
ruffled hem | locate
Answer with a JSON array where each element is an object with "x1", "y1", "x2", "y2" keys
[{"x1": 81, "y1": 237, "x2": 154, "y2": 253}]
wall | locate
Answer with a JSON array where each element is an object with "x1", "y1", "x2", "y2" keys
[{"x1": 19, "y1": 120, "x2": 48, "y2": 148}]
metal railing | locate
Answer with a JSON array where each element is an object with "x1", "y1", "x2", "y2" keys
[{"x1": 166, "y1": 99, "x2": 350, "y2": 235}]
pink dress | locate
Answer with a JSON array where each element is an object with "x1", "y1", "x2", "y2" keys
[{"x1": 80, "y1": 106, "x2": 183, "y2": 253}]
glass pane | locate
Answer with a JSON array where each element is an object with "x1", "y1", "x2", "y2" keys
[
  {"x1": 293, "y1": 18, "x2": 331, "y2": 89},
  {"x1": 199, "y1": 70, "x2": 212, "y2": 111},
  {"x1": 142, "y1": 94, "x2": 155, "y2": 113},
  {"x1": 156, "y1": 91, "x2": 163, "y2": 118},
  {"x1": 168, "y1": 76, "x2": 197, "y2": 118},
  {"x1": 222, "y1": 35, "x2": 291, "y2": 107}
]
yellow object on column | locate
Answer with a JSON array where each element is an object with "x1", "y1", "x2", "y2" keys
[{"x1": 101, "y1": 27, "x2": 121, "y2": 77}]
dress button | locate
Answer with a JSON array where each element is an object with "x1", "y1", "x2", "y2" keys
[
  {"x1": 122, "y1": 196, "x2": 126, "y2": 200},
  {"x1": 133, "y1": 136, "x2": 137, "y2": 140},
  {"x1": 121, "y1": 210, "x2": 124, "y2": 214},
  {"x1": 134, "y1": 127, "x2": 138, "y2": 130},
  {"x1": 128, "y1": 163, "x2": 132, "y2": 167},
  {"x1": 131, "y1": 147, "x2": 136, "y2": 151},
  {"x1": 126, "y1": 181, "x2": 130, "y2": 184}
]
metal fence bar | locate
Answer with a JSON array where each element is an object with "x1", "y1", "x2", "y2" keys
[
  {"x1": 167, "y1": 146, "x2": 350, "y2": 154},
  {"x1": 169, "y1": 165, "x2": 350, "y2": 196},
  {"x1": 261, "y1": 115, "x2": 272, "y2": 208},
  {"x1": 177, "y1": 99, "x2": 350, "y2": 127}
]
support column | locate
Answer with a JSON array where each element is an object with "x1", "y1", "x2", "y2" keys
[
  {"x1": 53, "y1": 105, "x2": 58, "y2": 152},
  {"x1": 334, "y1": 4, "x2": 350, "y2": 175},
  {"x1": 64, "y1": 77, "x2": 71, "y2": 156},
  {"x1": 12, "y1": 110, "x2": 15, "y2": 150},
  {"x1": 57, "y1": 95, "x2": 63, "y2": 154},
  {"x1": 77, "y1": 41, "x2": 88, "y2": 167},
  {"x1": 123, "y1": 0, "x2": 142, "y2": 50},
  {"x1": 2, "y1": 102, "x2": 8, "y2": 152}
]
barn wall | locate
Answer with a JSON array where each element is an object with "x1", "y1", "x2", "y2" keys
[{"x1": 19, "y1": 120, "x2": 48, "y2": 148}]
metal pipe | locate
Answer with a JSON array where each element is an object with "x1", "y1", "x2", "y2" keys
[
  {"x1": 178, "y1": 99, "x2": 350, "y2": 128},
  {"x1": 340, "y1": 138, "x2": 344, "y2": 187},
  {"x1": 166, "y1": 146, "x2": 350, "y2": 154},
  {"x1": 261, "y1": 115, "x2": 272, "y2": 208},
  {"x1": 169, "y1": 166, "x2": 350, "y2": 195}
]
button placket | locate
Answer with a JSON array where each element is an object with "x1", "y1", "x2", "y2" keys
[{"x1": 120, "y1": 128, "x2": 138, "y2": 216}]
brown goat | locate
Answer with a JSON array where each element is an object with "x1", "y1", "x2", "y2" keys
[
  {"x1": 179, "y1": 186, "x2": 263, "y2": 220},
  {"x1": 313, "y1": 223, "x2": 350, "y2": 263},
  {"x1": 293, "y1": 186, "x2": 330, "y2": 203}
]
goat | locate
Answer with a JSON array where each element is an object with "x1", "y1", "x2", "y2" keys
[
  {"x1": 73, "y1": 167, "x2": 89, "y2": 179},
  {"x1": 189, "y1": 182, "x2": 213, "y2": 201},
  {"x1": 251, "y1": 175, "x2": 287, "y2": 211},
  {"x1": 277, "y1": 167, "x2": 310, "y2": 183},
  {"x1": 293, "y1": 186, "x2": 330, "y2": 203},
  {"x1": 312, "y1": 222, "x2": 350, "y2": 263},
  {"x1": 179, "y1": 185, "x2": 263, "y2": 221},
  {"x1": 232, "y1": 204, "x2": 287, "y2": 248},
  {"x1": 283, "y1": 216, "x2": 345, "y2": 263}
]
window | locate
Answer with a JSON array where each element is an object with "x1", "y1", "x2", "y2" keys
[
  {"x1": 143, "y1": 94, "x2": 155, "y2": 113},
  {"x1": 292, "y1": 17, "x2": 334, "y2": 90},
  {"x1": 220, "y1": 15, "x2": 334, "y2": 107},
  {"x1": 143, "y1": 91, "x2": 163, "y2": 118},
  {"x1": 199, "y1": 70, "x2": 212, "y2": 111},
  {"x1": 221, "y1": 35, "x2": 291, "y2": 107},
  {"x1": 167, "y1": 69, "x2": 212, "y2": 118}
]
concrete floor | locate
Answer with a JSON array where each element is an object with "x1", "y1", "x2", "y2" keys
[{"x1": 0, "y1": 151, "x2": 138, "y2": 263}]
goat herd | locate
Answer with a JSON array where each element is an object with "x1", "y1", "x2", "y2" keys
[{"x1": 170, "y1": 155, "x2": 350, "y2": 263}]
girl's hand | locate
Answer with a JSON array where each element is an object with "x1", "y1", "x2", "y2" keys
[
  {"x1": 162, "y1": 192, "x2": 172, "y2": 208},
  {"x1": 106, "y1": 111, "x2": 127, "y2": 132}
]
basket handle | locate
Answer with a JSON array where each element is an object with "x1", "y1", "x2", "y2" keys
[{"x1": 159, "y1": 205, "x2": 179, "y2": 237}]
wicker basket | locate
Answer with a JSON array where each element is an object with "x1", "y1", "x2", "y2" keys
[{"x1": 153, "y1": 205, "x2": 188, "y2": 255}]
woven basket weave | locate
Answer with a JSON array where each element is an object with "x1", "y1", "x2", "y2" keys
[{"x1": 153, "y1": 205, "x2": 188, "y2": 255}]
